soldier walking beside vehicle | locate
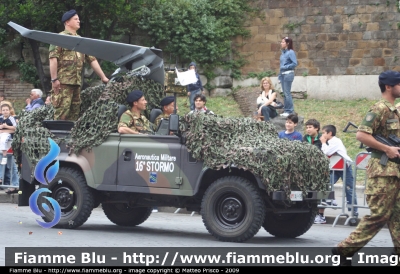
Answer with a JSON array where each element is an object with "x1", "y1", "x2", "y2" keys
[
  {"x1": 49, "y1": 9, "x2": 109, "y2": 121},
  {"x1": 118, "y1": 90, "x2": 151, "y2": 135},
  {"x1": 333, "y1": 70, "x2": 400, "y2": 266}
]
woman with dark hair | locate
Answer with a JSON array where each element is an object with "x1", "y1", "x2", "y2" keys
[{"x1": 279, "y1": 37, "x2": 298, "y2": 117}]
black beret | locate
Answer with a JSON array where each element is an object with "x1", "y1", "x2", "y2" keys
[
  {"x1": 160, "y1": 96, "x2": 175, "y2": 107},
  {"x1": 62, "y1": 10, "x2": 77, "y2": 23},
  {"x1": 127, "y1": 90, "x2": 144, "y2": 103},
  {"x1": 379, "y1": 70, "x2": 400, "y2": 86}
]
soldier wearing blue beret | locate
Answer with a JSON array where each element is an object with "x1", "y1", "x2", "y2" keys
[
  {"x1": 154, "y1": 96, "x2": 178, "y2": 128},
  {"x1": 61, "y1": 9, "x2": 77, "y2": 23},
  {"x1": 49, "y1": 9, "x2": 109, "y2": 121},
  {"x1": 333, "y1": 70, "x2": 400, "y2": 265},
  {"x1": 118, "y1": 90, "x2": 151, "y2": 134}
]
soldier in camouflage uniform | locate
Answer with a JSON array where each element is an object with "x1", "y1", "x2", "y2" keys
[
  {"x1": 154, "y1": 96, "x2": 177, "y2": 128},
  {"x1": 49, "y1": 9, "x2": 109, "y2": 121},
  {"x1": 118, "y1": 90, "x2": 151, "y2": 134},
  {"x1": 333, "y1": 71, "x2": 400, "y2": 266}
]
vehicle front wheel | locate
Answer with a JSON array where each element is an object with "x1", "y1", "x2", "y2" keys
[
  {"x1": 201, "y1": 176, "x2": 266, "y2": 242},
  {"x1": 37, "y1": 167, "x2": 94, "y2": 229},
  {"x1": 102, "y1": 204, "x2": 152, "y2": 226}
]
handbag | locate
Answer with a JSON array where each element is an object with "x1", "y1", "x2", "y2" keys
[
  {"x1": 267, "y1": 90, "x2": 284, "y2": 109},
  {"x1": 271, "y1": 101, "x2": 284, "y2": 109}
]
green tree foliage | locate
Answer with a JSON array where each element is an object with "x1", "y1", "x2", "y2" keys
[
  {"x1": 17, "y1": 61, "x2": 40, "y2": 85},
  {"x1": 138, "y1": 0, "x2": 255, "y2": 73},
  {"x1": 0, "y1": 28, "x2": 13, "y2": 70},
  {"x1": 0, "y1": 0, "x2": 143, "y2": 90}
]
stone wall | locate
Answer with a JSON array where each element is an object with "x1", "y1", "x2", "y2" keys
[
  {"x1": 0, "y1": 70, "x2": 34, "y2": 100},
  {"x1": 233, "y1": 74, "x2": 382, "y2": 100},
  {"x1": 238, "y1": 0, "x2": 400, "y2": 76}
]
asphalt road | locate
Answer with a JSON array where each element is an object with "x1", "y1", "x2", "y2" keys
[{"x1": 0, "y1": 203, "x2": 394, "y2": 266}]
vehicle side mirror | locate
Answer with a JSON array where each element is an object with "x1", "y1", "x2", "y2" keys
[{"x1": 169, "y1": 114, "x2": 179, "y2": 133}]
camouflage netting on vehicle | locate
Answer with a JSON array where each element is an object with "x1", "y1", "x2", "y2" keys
[
  {"x1": 12, "y1": 105, "x2": 58, "y2": 168},
  {"x1": 12, "y1": 74, "x2": 165, "y2": 168},
  {"x1": 179, "y1": 113, "x2": 330, "y2": 197}
]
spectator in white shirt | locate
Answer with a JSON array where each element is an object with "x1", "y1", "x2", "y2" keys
[{"x1": 314, "y1": 125, "x2": 358, "y2": 224}]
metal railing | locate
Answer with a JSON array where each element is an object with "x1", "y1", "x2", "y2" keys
[
  {"x1": 316, "y1": 121, "x2": 371, "y2": 227},
  {"x1": 0, "y1": 145, "x2": 19, "y2": 191},
  {"x1": 343, "y1": 151, "x2": 371, "y2": 226},
  {"x1": 318, "y1": 153, "x2": 354, "y2": 227}
]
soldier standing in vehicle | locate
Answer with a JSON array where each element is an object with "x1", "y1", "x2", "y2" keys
[
  {"x1": 49, "y1": 9, "x2": 109, "y2": 121},
  {"x1": 332, "y1": 70, "x2": 400, "y2": 266},
  {"x1": 118, "y1": 90, "x2": 151, "y2": 134},
  {"x1": 154, "y1": 95, "x2": 177, "y2": 128}
]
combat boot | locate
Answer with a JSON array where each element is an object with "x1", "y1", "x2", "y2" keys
[{"x1": 331, "y1": 247, "x2": 352, "y2": 266}]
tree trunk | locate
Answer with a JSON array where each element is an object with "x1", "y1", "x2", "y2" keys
[{"x1": 27, "y1": 38, "x2": 51, "y2": 93}]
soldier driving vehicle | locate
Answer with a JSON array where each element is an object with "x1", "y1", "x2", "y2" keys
[{"x1": 9, "y1": 22, "x2": 333, "y2": 243}]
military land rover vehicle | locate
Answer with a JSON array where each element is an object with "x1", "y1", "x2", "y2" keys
[{"x1": 9, "y1": 22, "x2": 333, "y2": 243}]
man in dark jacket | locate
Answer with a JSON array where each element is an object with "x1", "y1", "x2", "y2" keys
[{"x1": 186, "y1": 62, "x2": 204, "y2": 111}]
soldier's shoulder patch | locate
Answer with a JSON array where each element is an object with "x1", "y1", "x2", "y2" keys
[
  {"x1": 361, "y1": 112, "x2": 377, "y2": 128},
  {"x1": 49, "y1": 44, "x2": 56, "y2": 52},
  {"x1": 365, "y1": 113, "x2": 375, "y2": 122}
]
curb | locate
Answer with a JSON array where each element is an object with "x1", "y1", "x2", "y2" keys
[
  {"x1": 324, "y1": 216, "x2": 358, "y2": 226},
  {"x1": 0, "y1": 191, "x2": 18, "y2": 204},
  {"x1": 0, "y1": 194, "x2": 366, "y2": 227}
]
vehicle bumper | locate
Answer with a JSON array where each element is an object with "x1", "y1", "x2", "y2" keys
[{"x1": 271, "y1": 190, "x2": 334, "y2": 201}]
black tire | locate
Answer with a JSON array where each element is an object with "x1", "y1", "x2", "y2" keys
[
  {"x1": 38, "y1": 167, "x2": 94, "y2": 229},
  {"x1": 200, "y1": 176, "x2": 266, "y2": 242},
  {"x1": 102, "y1": 204, "x2": 152, "y2": 226},
  {"x1": 263, "y1": 204, "x2": 317, "y2": 238}
]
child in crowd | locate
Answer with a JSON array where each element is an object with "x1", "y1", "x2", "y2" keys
[
  {"x1": 304, "y1": 119, "x2": 337, "y2": 208},
  {"x1": 278, "y1": 113, "x2": 302, "y2": 141},
  {"x1": 0, "y1": 104, "x2": 17, "y2": 165},
  {"x1": 314, "y1": 125, "x2": 358, "y2": 224},
  {"x1": 303, "y1": 118, "x2": 322, "y2": 149}
]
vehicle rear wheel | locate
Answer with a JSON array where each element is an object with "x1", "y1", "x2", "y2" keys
[
  {"x1": 201, "y1": 176, "x2": 265, "y2": 242},
  {"x1": 102, "y1": 204, "x2": 152, "y2": 226},
  {"x1": 38, "y1": 167, "x2": 94, "y2": 229},
  {"x1": 263, "y1": 204, "x2": 317, "y2": 238}
]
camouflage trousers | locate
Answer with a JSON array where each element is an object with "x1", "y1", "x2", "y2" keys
[
  {"x1": 337, "y1": 176, "x2": 400, "y2": 256},
  {"x1": 51, "y1": 84, "x2": 81, "y2": 121}
]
